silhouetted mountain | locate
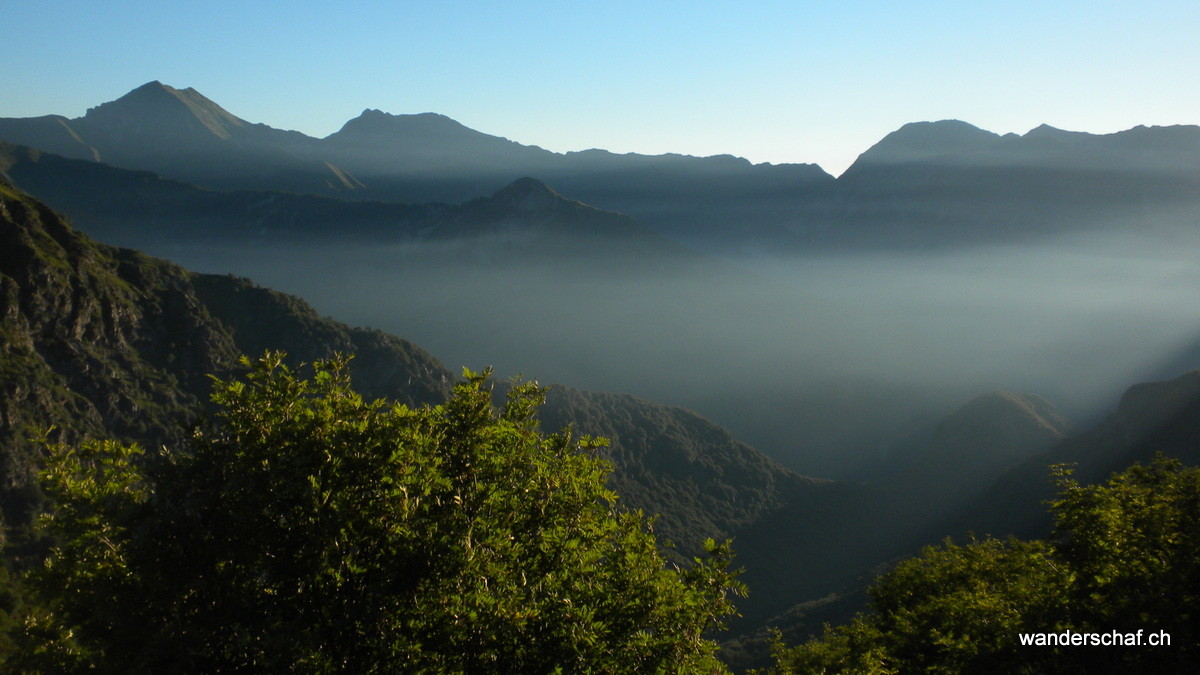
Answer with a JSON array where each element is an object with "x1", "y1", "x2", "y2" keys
[
  {"x1": 723, "y1": 390, "x2": 1070, "y2": 634},
  {"x1": 876, "y1": 391, "x2": 1072, "y2": 482},
  {"x1": 832, "y1": 120, "x2": 1200, "y2": 246},
  {"x1": 850, "y1": 390, "x2": 1074, "y2": 550},
  {"x1": 9, "y1": 84, "x2": 1200, "y2": 250},
  {"x1": 326, "y1": 109, "x2": 550, "y2": 174},
  {"x1": 0, "y1": 115, "x2": 98, "y2": 161},
  {"x1": 0, "y1": 141, "x2": 439, "y2": 249},
  {"x1": 0, "y1": 82, "x2": 359, "y2": 195},
  {"x1": 81, "y1": 80, "x2": 251, "y2": 144},
  {"x1": 0, "y1": 144, "x2": 709, "y2": 275},
  {"x1": 722, "y1": 381, "x2": 1191, "y2": 670},
  {"x1": 951, "y1": 370, "x2": 1200, "y2": 541},
  {"x1": 848, "y1": 119, "x2": 1200, "y2": 174},
  {"x1": 847, "y1": 120, "x2": 1005, "y2": 168},
  {"x1": 0, "y1": 83, "x2": 834, "y2": 243},
  {"x1": 427, "y1": 176, "x2": 702, "y2": 262}
]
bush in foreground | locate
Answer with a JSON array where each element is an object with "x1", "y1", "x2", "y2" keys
[
  {"x1": 15, "y1": 354, "x2": 743, "y2": 672},
  {"x1": 771, "y1": 458, "x2": 1200, "y2": 674}
]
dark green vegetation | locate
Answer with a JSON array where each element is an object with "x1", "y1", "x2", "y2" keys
[
  {"x1": 0, "y1": 178, "x2": 449, "y2": 538},
  {"x1": 771, "y1": 457, "x2": 1200, "y2": 674},
  {"x1": 723, "y1": 371, "x2": 1200, "y2": 670},
  {"x1": 6, "y1": 83, "x2": 1200, "y2": 671},
  {"x1": 0, "y1": 181, "x2": 828, "y2": 655},
  {"x1": 0, "y1": 179, "x2": 808, "y2": 553},
  {"x1": 15, "y1": 356, "x2": 744, "y2": 672}
]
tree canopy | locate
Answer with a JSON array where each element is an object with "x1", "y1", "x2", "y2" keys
[
  {"x1": 14, "y1": 354, "x2": 743, "y2": 672},
  {"x1": 770, "y1": 457, "x2": 1200, "y2": 674}
]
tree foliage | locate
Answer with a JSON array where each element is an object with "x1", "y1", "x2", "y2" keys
[
  {"x1": 14, "y1": 354, "x2": 743, "y2": 672},
  {"x1": 771, "y1": 457, "x2": 1200, "y2": 674}
]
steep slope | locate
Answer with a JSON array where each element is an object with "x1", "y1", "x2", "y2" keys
[
  {"x1": 0, "y1": 182, "x2": 811, "y2": 566},
  {"x1": 872, "y1": 391, "x2": 1072, "y2": 494},
  {"x1": 953, "y1": 370, "x2": 1200, "y2": 540},
  {"x1": 719, "y1": 382, "x2": 1180, "y2": 670},
  {"x1": 537, "y1": 385, "x2": 824, "y2": 549},
  {"x1": 0, "y1": 82, "x2": 360, "y2": 196},
  {"x1": 0, "y1": 115, "x2": 99, "y2": 162},
  {"x1": 843, "y1": 391, "x2": 1074, "y2": 563},
  {"x1": 0, "y1": 178, "x2": 450, "y2": 529},
  {"x1": 0, "y1": 141, "x2": 440, "y2": 249}
]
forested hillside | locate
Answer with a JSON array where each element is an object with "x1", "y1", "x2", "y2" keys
[{"x1": 0, "y1": 180, "x2": 810, "y2": 563}]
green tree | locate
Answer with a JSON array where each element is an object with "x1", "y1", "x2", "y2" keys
[
  {"x1": 771, "y1": 457, "x2": 1200, "y2": 674},
  {"x1": 14, "y1": 354, "x2": 744, "y2": 672}
]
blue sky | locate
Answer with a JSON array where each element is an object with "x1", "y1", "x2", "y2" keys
[{"x1": 4, "y1": 1, "x2": 1198, "y2": 174}]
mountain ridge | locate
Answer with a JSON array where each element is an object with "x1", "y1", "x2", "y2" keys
[
  {"x1": 0, "y1": 180, "x2": 811, "y2": 564},
  {"x1": 8, "y1": 81, "x2": 1200, "y2": 250}
]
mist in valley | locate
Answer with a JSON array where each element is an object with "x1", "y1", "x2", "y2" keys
[{"x1": 163, "y1": 218, "x2": 1200, "y2": 481}]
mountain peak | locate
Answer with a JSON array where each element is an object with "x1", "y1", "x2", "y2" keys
[
  {"x1": 937, "y1": 390, "x2": 1072, "y2": 456},
  {"x1": 81, "y1": 82, "x2": 247, "y2": 140},
  {"x1": 849, "y1": 120, "x2": 1002, "y2": 169},
  {"x1": 130, "y1": 80, "x2": 169, "y2": 93},
  {"x1": 494, "y1": 176, "x2": 558, "y2": 196},
  {"x1": 332, "y1": 110, "x2": 475, "y2": 140},
  {"x1": 1025, "y1": 123, "x2": 1065, "y2": 137},
  {"x1": 487, "y1": 177, "x2": 570, "y2": 211}
]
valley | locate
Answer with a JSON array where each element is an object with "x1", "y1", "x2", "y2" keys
[{"x1": 4, "y1": 81, "x2": 1200, "y2": 670}]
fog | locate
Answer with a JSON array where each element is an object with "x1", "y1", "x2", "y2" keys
[{"x1": 169, "y1": 228, "x2": 1200, "y2": 479}]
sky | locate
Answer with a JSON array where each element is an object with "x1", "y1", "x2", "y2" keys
[{"x1": 4, "y1": 1, "x2": 1198, "y2": 175}]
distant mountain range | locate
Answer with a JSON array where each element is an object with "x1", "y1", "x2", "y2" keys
[
  {"x1": 7, "y1": 82, "x2": 1200, "y2": 667},
  {"x1": 0, "y1": 82, "x2": 830, "y2": 242},
  {"x1": 0, "y1": 140, "x2": 699, "y2": 262},
  {"x1": 7, "y1": 82, "x2": 1198, "y2": 249}
]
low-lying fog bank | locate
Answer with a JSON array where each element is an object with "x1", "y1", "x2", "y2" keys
[{"x1": 164, "y1": 228, "x2": 1200, "y2": 479}]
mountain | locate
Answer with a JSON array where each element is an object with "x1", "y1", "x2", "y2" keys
[
  {"x1": 846, "y1": 120, "x2": 1006, "y2": 168},
  {"x1": 847, "y1": 120, "x2": 1200, "y2": 174},
  {"x1": 874, "y1": 391, "x2": 1072, "y2": 485},
  {"x1": 0, "y1": 142, "x2": 705, "y2": 281},
  {"x1": 325, "y1": 109, "x2": 552, "y2": 175},
  {"x1": 848, "y1": 390, "x2": 1074, "y2": 550},
  {"x1": 10, "y1": 83, "x2": 1200, "y2": 251},
  {"x1": 0, "y1": 115, "x2": 98, "y2": 162},
  {"x1": 831, "y1": 120, "x2": 1200, "y2": 246},
  {"x1": 0, "y1": 176, "x2": 449, "y2": 529},
  {"x1": 0, "y1": 180, "x2": 816, "y2": 571},
  {"x1": 0, "y1": 140, "x2": 440, "y2": 249},
  {"x1": 720, "y1": 381, "x2": 1192, "y2": 670},
  {"x1": 10, "y1": 83, "x2": 1200, "y2": 252},
  {"x1": 426, "y1": 176, "x2": 702, "y2": 262},
  {"x1": 0, "y1": 83, "x2": 835, "y2": 244},
  {"x1": 951, "y1": 369, "x2": 1200, "y2": 540},
  {"x1": 0, "y1": 82, "x2": 359, "y2": 195}
]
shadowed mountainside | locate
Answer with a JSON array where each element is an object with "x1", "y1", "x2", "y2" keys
[
  {"x1": 948, "y1": 369, "x2": 1200, "y2": 541},
  {"x1": 0, "y1": 180, "x2": 813, "y2": 570},
  {"x1": 0, "y1": 82, "x2": 833, "y2": 243},
  {"x1": 5, "y1": 84, "x2": 1200, "y2": 251},
  {"x1": 0, "y1": 142, "x2": 697, "y2": 265}
]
